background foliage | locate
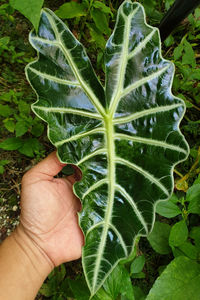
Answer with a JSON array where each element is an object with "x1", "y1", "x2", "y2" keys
[{"x1": 0, "y1": 0, "x2": 200, "y2": 299}]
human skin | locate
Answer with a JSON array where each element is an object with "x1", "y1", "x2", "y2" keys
[{"x1": 0, "y1": 152, "x2": 84, "y2": 300}]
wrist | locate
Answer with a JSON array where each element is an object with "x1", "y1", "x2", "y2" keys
[
  {"x1": 0, "y1": 225, "x2": 54, "y2": 300},
  {"x1": 13, "y1": 224, "x2": 54, "y2": 277}
]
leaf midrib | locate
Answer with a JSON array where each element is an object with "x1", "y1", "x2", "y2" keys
[
  {"x1": 89, "y1": 6, "x2": 141, "y2": 294},
  {"x1": 91, "y1": 114, "x2": 116, "y2": 294},
  {"x1": 89, "y1": 7, "x2": 136, "y2": 293}
]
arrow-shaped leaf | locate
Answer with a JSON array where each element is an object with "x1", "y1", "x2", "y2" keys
[{"x1": 26, "y1": 1, "x2": 189, "y2": 296}]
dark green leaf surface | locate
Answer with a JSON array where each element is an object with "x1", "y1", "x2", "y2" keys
[
  {"x1": 0, "y1": 137, "x2": 22, "y2": 150},
  {"x1": 156, "y1": 195, "x2": 181, "y2": 218},
  {"x1": 146, "y1": 256, "x2": 200, "y2": 300},
  {"x1": 147, "y1": 222, "x2": 171, "y2": 254},
  {"x1": 169, "y1": 220, "x2": 188, "y2": 247},
  {"x1": 173, "y1": 241, "x2": 198, "y2": 260},
  {"x1": 26, "y1": 1, "x2": 188, "y2": 295},
  {"x1": 187, "y1": 184, "x2": 200, "y2": 214},
  {"x1": 103, "y1": 264, "x2": 134, "y2": 300},
  {"x1": 130, "y1": 255, "x2": 145, "y2": 274}
]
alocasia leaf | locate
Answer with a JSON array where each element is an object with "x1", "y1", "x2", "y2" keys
[{"x1": 25, "y1": 0, "x2": 189, "y2": 296}]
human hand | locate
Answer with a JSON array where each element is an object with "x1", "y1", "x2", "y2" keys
[{"x1": 17, "y1": 152, "x2": 84, "y2": 267}]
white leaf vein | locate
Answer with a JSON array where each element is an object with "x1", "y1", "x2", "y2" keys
[
  {"x1": 82, "y1": 179, "x2": 108, "y2": 199},
  {"x1": 128, "y1": 28, "x2": 157, "y2": 59},
  {"x1": 109, "y1": 5, "x2": 140, "y2": 115},
  {"x1": 113, "y1": 104, "x2": 183, "y2": 124},
  {"x1": 115, "y1": 184, "x2": 148, "y2": 233},
  {"x1": 77, "y1": 148, "x2": 106, "y2": 166},
  {"x1": 33, "y1": 106, "x2": 102, "y2": 120},
  {"x1": 28, "y1": 66, "x2": 79, "y2": 86},
  {"x1": 54, "y1": 128, "x2": 105, "y2": 147},
  {"x1": 121, "y1": 65, "x2": 169, "y2": 98},
  {"x1": 115, "y1": 133, "x2": 187, "y2": 154},
  {"x1": 116, "y1": 157, "x2": 169, "y2": 196},
  {"x1": 85, "y1": 221, "x2": 128, "y2": 256}
]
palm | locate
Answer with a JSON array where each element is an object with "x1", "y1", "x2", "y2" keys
[{"x1": 20, "y1": 153, "x2": 84, "y2": 266}]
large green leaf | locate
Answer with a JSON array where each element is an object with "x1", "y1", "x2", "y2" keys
[
  {"x1": 25, "y1": 1, "x2": 189, "y2": 296},
  {"x1": 146, "y1": 256, "x2": 200, "y2": 300}
]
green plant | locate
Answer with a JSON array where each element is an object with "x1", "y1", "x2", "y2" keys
[
  {"x1": 0, "y1": 159, "x2": 10, "y2": 174},
  {"x1": 146, "y1": 176, "x2": 200, "y2": 299},
  {"x1": 25, "y1": 0, "x2": 189, "y2": 296},
  {"x1": 0, "y1": 90, "x2": 45, "y2": 158},
  {"x1": 55, "y1": 0, "x2": 114, "y2": 72},
  {"x1": 9, "y1": 0, "x2": 44, "y2": 31}
]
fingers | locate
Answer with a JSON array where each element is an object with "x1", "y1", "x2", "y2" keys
[
  {"x1": 62, "y1": 165, "x2": 82, "y2": 185},
  {"x1": 24, "y1": 151, "x2": 66, "y2": 180},
  {"x1": 64, "y1": 174, "x2": 76, "y2": 185}
]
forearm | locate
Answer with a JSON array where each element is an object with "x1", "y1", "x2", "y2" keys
[{"x1": 0, "y1": 225, "x2": 53, "y2": 300}]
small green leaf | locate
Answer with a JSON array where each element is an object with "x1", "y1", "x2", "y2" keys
[
  {"x1": 92, "y1": 1, "x2": 112, "y2": 15},
  {"x1": 103, "y1": 265, "x2": 134, "y2": 300},
  {"x1": 169, "y1": 193, "x2": 179, "y2": 203},
  {"x1": 56, "y1": 264, "x2": 66, "y2": 283},
  {"x1": 3, "y1": 119, "x2": 15, "y2": 132},
  {"x1": 187, "y1": 184, "x2": 200, "y2": 214},
  {"x1": 173, "y1": 241, "x2": 198, "y2": 260},
  {"x1": 164, "y1": 35, "x2": 174, "y2": 47},
  {"x1": 68, "y1": 276, "x2": 91, "y2": 300},
  {"x1": 18, "y1": 100, "x2": 30, "y2": 115},
  {"x1": 147, "y1": 222, "x2": 171, "y2": 255},
  {"x1": 15, "y1": 120, "x2": 29, "y2": 137},
  {"x1": 88, "y1": 24, "x2": 106, "y2": 49},
  {"x1": 31, "y1": 122, "x2": 44, "y2": 137},
  {"x1": 188, "y1": 199, "x2": 200, "y2": 214},
  {"x1": 182, "y1": 39, "x2": 196, "y2": 68},
  {"x1": 0, "y1": 165, "x2": 5, "y2": 174},
  {"x1": 0, "y1": 161, "x2": 9, "y2": 174},
  {"x1": 156, "y1": 197, "x2": 181, "y2": 218},
  {"x1": 9, "y1": 0, "x2": 44, "y2": 31},
  {"x1": 169, "y1": 220, "x2": 188, "y2": 247},
  {"x1": 39, "y1": 283, "x2": 54, "y2": 297},
  {"x1": 174, "y1": 44, "x2": 183, "y2": 60},
  {"x1": 183, "y1": 99, "x2": 194, "y2": 108},
  {"x1": 0, "y1": 104, "x2": 13, "y2": 117},
  {"x1": 0, "y1": 91, "x2": 14, "y2": 102},
  {"x1": 90, "y1": 8, "x2": 110, "y2": 35},
  {"x1": 146, "y1": 256, "x2": 200, "y2": 300},
  {"x1": 189, "y1": 69, "x2": 200, "y2": 80},
  {"x1": 130, "y1": 255, "x2": 145, "y2": 274},
  {"x1": 18, "y1": 138, "x2": 41, "y2": 157},
  {"x1": 0, "y1": 36, "x2": 10, "y2": 47},
  {"x1": 0, "y1": 160, "x2": 10, "y2": 166},
  {"x1": 165, "y1": 0, "x2": 174, "y2": 10},
  {"x1": 186, "y1": 184, "x2": 200, "y2": 202},
  {"x1": 0, "y1": 137, "x2": 22, "y2": 150},
  {"x1": 55, "y1": 2, "x2": 87, "y2": 19}
]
